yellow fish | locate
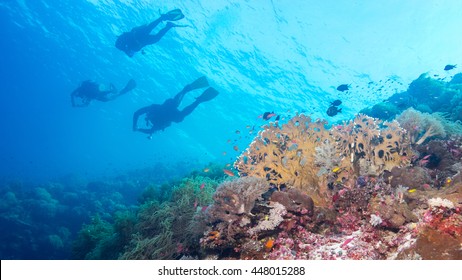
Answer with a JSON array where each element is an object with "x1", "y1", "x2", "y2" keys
[
  {"x1": 445, "y1": 178, "x2": 452, "y2": 187},
  {"x1": 332, "y1": 167, "x2": 341, "y2": 173},
  {"x1": 408, "y1": 189, "x2": 416, "y2": 193}
]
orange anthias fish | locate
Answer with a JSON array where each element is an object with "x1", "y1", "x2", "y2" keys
[
  {"x1": 223, "y1": 169, "x2": 235, "y2": 176},
  {"x1": 265, "y1": 238, "x2": 274, "y2": 250},
  {"x1": 200, "y1": 183, "x2": 205, "y2": 190}
]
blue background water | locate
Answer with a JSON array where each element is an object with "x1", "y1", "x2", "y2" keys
[{"x1": 1, "y1": 0, "x2": 461, "y2": 182}]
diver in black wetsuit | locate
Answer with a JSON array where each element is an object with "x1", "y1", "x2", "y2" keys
[
  {"x1": 115, "y1": 9, "x2": 185, "y2": 57},
  {"x1": 71, "y1": 79, "x2": 136, "y2": 107},
  {"x1": 132, "y1": 76, "x2": 219, "y2": 137}
]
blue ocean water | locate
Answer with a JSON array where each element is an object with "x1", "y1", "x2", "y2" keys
[{"x1": 0, "y1": 0, "x2": 461, "y2": 259}]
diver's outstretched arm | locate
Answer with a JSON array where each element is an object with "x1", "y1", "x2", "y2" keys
[
  {"x1": 133, "y1": 106, "x2": 152, "y2": 131},
  {"x1": 119, "y1": 79, "x2": 136, "y2": 95},
  {"x1": 98, "y1": 80, "x2": 136, "y2": 102}
]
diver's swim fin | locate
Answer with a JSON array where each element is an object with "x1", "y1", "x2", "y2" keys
[
  {"x1": 162, "y1": 9, "x2": 184, "y2": 21},
  {"x1": 119, "y1": 79, "x2": 137, "y2": 95},
  {"x1": 184, "y1": 76, "x2": 209, "y2": 92},
  {"x1": 195, "y1": 87, "x2": 219, "y2": 103}
]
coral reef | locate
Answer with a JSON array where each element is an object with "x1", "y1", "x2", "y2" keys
[
  {"x1": 234, "y1": 115, "x2": 330, "y2": 204},
  {"x1": 235, "y1": 114, "x2": 413, "y2": 206},
  {"x1": 120, "y1": 176, "x2": 219, "y2": 260},
  {"x1": 396, "y1": 108, "x2": 447, "y2": 145},
  {"x1": 360, "y1": 73, "x2": 462, "y2": 128},
  {"x1": 270, "y1": 188, "x2": 314, "y2": 215},
  {"x1": 207, "y1": 177, "x2": 269, "y2": 224},
  {"x1": 199, "y1": 108, "x2": 462, "y2": 260},
  {"x1": 359, "y1": 101, "x2": 400, "y2": 120},
  {"x1": 67, "y1": 106, "x2": 462, "y2": 260}
]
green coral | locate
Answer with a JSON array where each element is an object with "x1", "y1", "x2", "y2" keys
[
  {"x1": 72, "y1": 215, "x2": 113, "y2": 259},
  {"x1": 72, "y1": 211, "x2": 137, "y2": 260},
  {"x1": 360, "y1": 101, "x2": 400, "y2": 120},
  {"x1": 73, "y1": 175, "x2": 220, "y2": 260},
  {"x1": 120, "y1": 176, "x2": 219, "y2": 259}
]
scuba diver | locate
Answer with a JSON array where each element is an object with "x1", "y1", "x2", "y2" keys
[
  {"x1": 71, "y1": 79, "x2": 136, "y2": 107},
  {"x1": 133, "y1": 76, "x2": 219, "y2": 137},
  {"x1": 115, "y1": 9, "x2": 186, "y2": 57}
]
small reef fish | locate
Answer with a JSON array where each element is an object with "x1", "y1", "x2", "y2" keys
[
  {"x1": 233, "y1": 145, "x2": 239, "y2": 151},
  {"x1": 208, "y1": 231, "x2": 220, "y2": 240},
  {"x1": 341, "y1": 237, "x2": 354, "y2": 249},
  {"x1": 264, "y1": 238, "x2": 275, "y2": 250},
  {"x1": 336, "y1": 84, "x2": 350, "y2": 92},
  {"x1": 332, "y1": 167, "x2": 341, "y2": 173},
  {"x1": 330, "y1": 99, "x2": 342, "y2": 106},
  {"x1": 262, "y1": 111, "x2": 277, "y2": 120},
  {"x1": 235, "y1": 130, "x2": 241, "y2": 134},
  {"x1": 200, "y1": 183, "x2": 205, "y2": 190},
  {"x1": 258, "y1": 111, "x2": 278, "y2": 120},
  {"x1": 223, "y1": 169, "x2": 235, "y2": 176},
  {"x1": 444, "y1": 64, "x2": 456, "y2": 71},
  {"x1": 408, "y1": 189, "x2": 416, "y2": 193},
  {"x1": 445, "y1": 178, "x2": 452, "y2": 187},
  {"x1": 203, "y1": 168, "x2": 210, "y2": 173},
  {"x1": 327, "y1": 105, "x2": 342, "y2": 117}
]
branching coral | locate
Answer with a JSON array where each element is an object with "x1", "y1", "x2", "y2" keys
[
  {"x1": 396, "y1": 108, "x2": 446, "y2": 145},
  {"x1": 248, "y1": 202, "x2": 287, "y2": 235},
  {"x1": 315, "y1": 139, "x2": 341, "y2": 176},
  {"x1": 431, "y1": 112, "x2": 462, "y2": 136},
  {"x1": 206, "y1": 177, "x2": 269, "y2": 224},
  {"x1": 121, "y1": 176, "x2": 219, "y2": 259}
]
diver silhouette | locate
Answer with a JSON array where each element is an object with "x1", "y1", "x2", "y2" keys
[
  {"x1": 115, "y1": 9, "x2": 185, "y2": 57},
  {"x1": 71, "y1": 79, "x2": 136, "y2": 107},
  {"x1": 133, "y1": 76, "x2": 219, "y2": 137}
]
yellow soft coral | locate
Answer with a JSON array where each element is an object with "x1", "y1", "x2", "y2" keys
[
  {"x1": 234, "y1": 115, "x2": 330, "y2": 205},
  {"x1": 333, "y1": 114, "x2": 413, "y2": 176},
  {"x1": 235, "y1": 114, "x2": 413, "y2": 207}
]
